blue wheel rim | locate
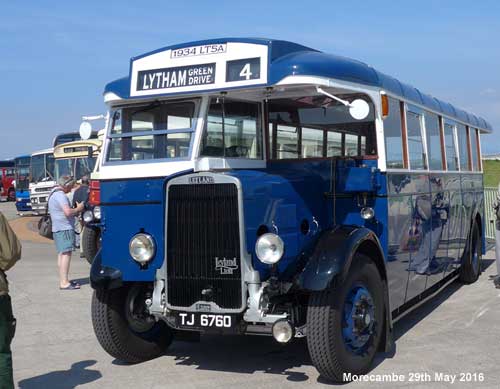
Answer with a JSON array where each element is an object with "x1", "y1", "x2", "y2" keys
[{"x1": 342, "y1": 284, "x2": 375, "y2": 355}]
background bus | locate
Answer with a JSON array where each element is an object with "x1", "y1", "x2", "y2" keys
[
  {"x1": 54, "y1": 139, "x2": 101, "y2": 183},
  {"x1": 52, "y1": 131, "x2": 97, "y2": 148},
  {"x1": 14, "y1": 155, "x2": 31, "y2": 212},
  {"x1": 0, "y1": 160, "x2": 15, "y2": 202},
  {"x1": 29, "y1": 148, "x2": 55, "y2": 214}
]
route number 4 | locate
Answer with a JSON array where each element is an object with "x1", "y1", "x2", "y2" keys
[{"x1": 239, "y1": 63, "x2": 253, "y2": 80}]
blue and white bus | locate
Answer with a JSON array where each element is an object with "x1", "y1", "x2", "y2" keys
[
  {"x1": 89, "y1": 38, "x2": 492, "y2": 381},
  {"x1": 29, "y1": 148, "x2": 55, "y2": 214},
  {"x1": 14, "y1": 155, "x2": 31, "y2": 212}
]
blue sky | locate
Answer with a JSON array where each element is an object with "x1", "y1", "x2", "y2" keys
[{"x1": 1, "y1": 0, "x2": 499, "y2": 159}]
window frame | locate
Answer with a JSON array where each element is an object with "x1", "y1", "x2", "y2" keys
[
  {"x1": 474, "y1": 128, "x2": 483, "y2": 171},
  {"x1": 404, "y1": 104, "x2": 428, "y2": 171},
  {"x1": 455, "y1": 122, "x2": 470, "y2": 172},
  {"x1": 103, "y1": 98, "x2": 200, "y2": 165},
  {"x1": 266, "y1": 95, "x2": 378, "y2": 162},
  {"x1": 383, "y1": 93, "x2": 486, "y2": 174},
  {"x1": 423, "y1": 110, "x2": 445, "y2": 171},
  {"x1": 200, "y1": 97, "x2": 264, "y2": 160}
]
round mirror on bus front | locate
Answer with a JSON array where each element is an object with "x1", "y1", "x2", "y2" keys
[
  {"x1": 79, "y1": 121, "x2": 92, "y2": 140},
  {"x1": 349, "y1": 99, "x2": 370, "y2": 120}
]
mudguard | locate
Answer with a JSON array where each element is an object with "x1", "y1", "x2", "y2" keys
[
  {"x1": 299, "y1": 225, "x2": 385, "y2": 291},
  {"x1": 299, "y1": 225, "x2": 394, "y2": 352},
  {"x1": 90, "y1": 249, "x2": 123, "y2": 290}
]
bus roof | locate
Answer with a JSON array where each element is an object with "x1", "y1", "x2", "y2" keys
[
  {"x1": 53, "y1": 139, "x2": 102, "y2": 159},
  {"x1": 104, "y1": 38, "x2": 493, "y2": 133},
  {"x1": 31, "y1": 148, "x2": 54, "y2": 157},
  {"x1": 0, "y1": 160, "x2": 14, "y2": 168}
]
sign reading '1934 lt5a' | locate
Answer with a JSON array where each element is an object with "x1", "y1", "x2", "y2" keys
[{"x1": 129, "y1": 42, "x2": 268, "y2": 97}]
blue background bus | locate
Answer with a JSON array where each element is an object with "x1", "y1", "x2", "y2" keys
[{"x1": 14, "y1": 155, "x2": 32, "y2": 212}]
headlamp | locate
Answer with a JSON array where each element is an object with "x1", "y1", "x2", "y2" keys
[
  {"x1": 255, "y1": 233, "x2": 284, "y2": 265},
  {"x1": 129, "y1": 233, "x2": 156, "y2": 264}
]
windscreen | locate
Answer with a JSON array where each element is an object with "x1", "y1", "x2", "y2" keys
[
  {"x1": 75, "y1": 157, "x2": 96, "y2": 179},
  {"x1": 200, "y1": 98, "x2": 262, "y2": 158},
  {"x1": 55, "y1": 159, "x2": 74, "y2": 181},
  {"x1": 106, "y1": 100, "x2": 197, "y2": 163}
]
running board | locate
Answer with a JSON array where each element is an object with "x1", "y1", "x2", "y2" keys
[{"x1": 391, "y1": 269, "x2": 459, "y2": 323}]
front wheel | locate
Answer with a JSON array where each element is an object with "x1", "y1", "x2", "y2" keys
[
  {"x1": 8, "y1": 189, "x2": 15, "y2": 202},
  {"x1": 91, "y1": 284, "x2": 173, "y2": 363},
  {"x1": 307, "y1": 254, "x2": 385, "y2": 382}
]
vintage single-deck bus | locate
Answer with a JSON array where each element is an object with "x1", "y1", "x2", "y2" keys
[
  {"x1": 53, "y1": 139, "x2": 101, "y2": 183},
  {"x1": 14, "y1": 155, "x2": 32, "y2": 212},
  {"x1": 29, "y1": 148, "x2": 55, "y2": 214},
  {"x1": 52, "y1": 131, "x2": 96, "y2": 147},
  {"x1": 89, "y1": 38, "x2": 491, "y2": 381},
  {"x1": 0, "y1": 160, "x2": 15, "y2": 202}
]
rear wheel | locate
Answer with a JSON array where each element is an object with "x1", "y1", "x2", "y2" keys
[
  {"x1": 91, "y1": 284, "x2": 173, "y2": 363},
  {"x1": 459, "y1": 222, "x2": 482, "y2": 284},
  {"x1": 307, "y1": 254, "x2": 384, "y2": 382},
  {"x1": 8, "y1": 188, "x2": 15, "y2": 201}
]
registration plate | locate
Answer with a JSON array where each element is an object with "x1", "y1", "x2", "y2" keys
[{"x1": 176, "y1": 312, "x2": 234, "y2": 330}]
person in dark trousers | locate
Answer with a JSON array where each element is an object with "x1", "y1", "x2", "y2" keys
[
  {"x1": 72, "y1": 175, "x2": 90, "y2": 208},
  {"x1": 0, "y1": 211, "x2": 22, "y2": 389}
]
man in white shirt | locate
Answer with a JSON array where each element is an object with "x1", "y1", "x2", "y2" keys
[{"x1": 48, "y1": 176, "x2": 84, "y2": 290}]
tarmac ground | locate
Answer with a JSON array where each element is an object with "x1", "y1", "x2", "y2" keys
[{"x1": 2, "y1": 201, "x2": 500, "y2": 388}]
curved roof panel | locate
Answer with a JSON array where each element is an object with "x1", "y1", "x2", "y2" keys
[{"x1": 105, "y1": 38, "x2": 492, "y2": 133}]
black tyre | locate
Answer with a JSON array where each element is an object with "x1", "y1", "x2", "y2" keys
[
  {"x1": 82, "y1": 226, "x2": 100, "y2": 265},
  {"x1": 459, "y1": 222, "x2": 482, "y2": 284},
  {"x1": 91, "y1": 284, "x2": 173, "y2": 363},
  {"x1": 307, "y1": 254, "x2": 384, "y2": 382},
  {"x1": 8, "y1": 188, "x2": 15, "y2": 202}
]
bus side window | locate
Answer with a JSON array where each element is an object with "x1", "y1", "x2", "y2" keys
[
  {"x1": 276, "y1": 125, "x2": 299, "y2": 159},
  {"x1": 326, "y1": 131, "x2": 342, "y2": 157},
  {"x1": 424, "y1": 111, "x2": 442, "y2": 170},
  {"x1": 269, "y1": 94, "x2": 376, "y2": 161},
  {"x1": 383, "y1": 97, "x2": 405, "y2": 169},
  {"x1": 443, "y1": 122, "x2": 459, "y2": 171},
  {"x1": 301, "y1": 127, "x2": 323, "y2": 158},
  {"x1": 470, "y1": 128, "x2": 481, "y2": 171},
  {"x1": 456, "y1": 124, "x2": 470, "y2": 171},
  {"x1": 406, "y1": 108, "x2": 427, "y2": 170}
]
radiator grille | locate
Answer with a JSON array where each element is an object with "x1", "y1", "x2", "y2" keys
[{"x1": 166, "y1": 183, "x2": 242, "y2": 309}]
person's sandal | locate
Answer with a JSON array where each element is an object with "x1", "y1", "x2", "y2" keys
[{"x1": 60, "y1": 283, "x2": 80, "y2": 290}]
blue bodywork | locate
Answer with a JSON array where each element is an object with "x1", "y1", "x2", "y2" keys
[
  {"x1": 96, "y1": 38, "x2": 488, "y2": 316},
  {"x1": 15, "y1": 189, "x2": 31, "y2": 212},
  {"x1": 98, "y1": 163, "x2": 484, "y2": 314},
  {"x1": 105, "y1": 38, "x2": 492, "y2": 133},
  {"x1": 99, "y1": 159, "x2": 387, "y2": 283}
]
